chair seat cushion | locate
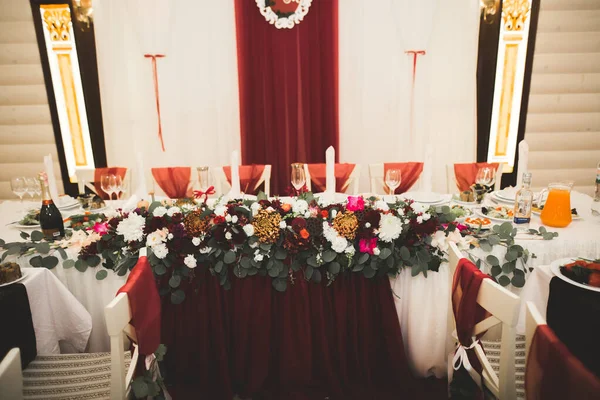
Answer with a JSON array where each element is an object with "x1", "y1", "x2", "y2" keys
[
  {"x1": 481, "y1": 335, "x2": 526, "y2": 399},
  {"x1": 23, "y1": 351, "x2": 131, "y2": 400}
]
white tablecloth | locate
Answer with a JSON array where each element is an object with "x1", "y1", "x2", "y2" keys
[
  {"x1": 19, "y1": 268, "x2": 92, "y2": 355},
  {"x1": 516, "y1": 264, "x2": 553, "y2": 335}
]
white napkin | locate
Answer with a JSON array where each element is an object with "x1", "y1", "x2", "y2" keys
[
  {"x1": 325, "y1": 146, "x2": 335, "y2": 194},
  {"x1": 121, "y1": 194, "x2": 139, "y2": 213},
  {"x1": 229, "y1": 150, "x2": 241, "y2": 198},
  {"x1": 516, "y1": 140, "x2": 529, "y2": 187},
  {"x1": 421, "y1": 147, "x2": 433, "y2": 192},
  {"x1": 133, "y1": 152, "x2": 148, "y2": 200},
  {"x1": 43, "y1": 154, "x2": 60, "y2": 204}
]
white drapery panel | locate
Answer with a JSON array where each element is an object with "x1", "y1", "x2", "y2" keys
[
  {"x1": 93, "y1": 0, "x2": 241, "y2": 187},
  {"x1": 339, "y1": 1, "x2": 480, "y2": 193}
]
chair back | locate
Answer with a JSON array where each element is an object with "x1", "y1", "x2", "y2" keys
[
  {"x1": 213, "y1": 165, "x2": 272, "y2": 197},
  {"x1": 0, "y1": 348, "x2": 23, "y2": 400},
  {"x1": 368, "y1": 162, "x2": 424, "y2": 194},
  {"x1": 304, "y1": 163, "x2": 361, "y2": 194},
  {"x1": 151, "y1": 167, "x2": 193, "y2": 199},
  {"x1": 447, "y1": 242, "x2": 520, "y2": 399},
  {"x1": 525, "y1": 301, "x2": 545, "y2": 359},
  {"x1": 447, "y1": 163, "x2": 504, "y2": 193}
]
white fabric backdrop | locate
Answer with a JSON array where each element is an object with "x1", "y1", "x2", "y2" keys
[
  {"x1": 338, "y1": 0, "x2": 481, "y2": 193},
  {"x1": 93, "y1": 0, "x2": 241, "y2": 188}
]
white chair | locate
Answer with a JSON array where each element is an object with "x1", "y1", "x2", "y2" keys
[
  {"x1": 212, "y1": 165, "x2": 272, "y2": 197},
  {"x1": 303, "y1": 164, "x2": 361, "y2": 195},
  {"x1": 447, "y1": 242, "x2": 520, "y2": 399},
  {"x1": 0, "y1": 348, "x2": 23, "y2": 400},
  {"x1": 446, "y1": 163, "x2": 505, "y2": 194},
  {"x1": 525, "y1": 301, "x2": 545, "y2": 360}
]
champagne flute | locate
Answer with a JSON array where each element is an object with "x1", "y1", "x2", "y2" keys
[
  {"x1": 385, "y1": 169, "x2": 402, "y2": 195},
  {"x1": 291, "y1": 163, "x2": 306, "y2": 193},
  {"x1": 11, "y1": 177, "x2": 27, "y2": 204},
  {"x1": 114, "y1": 175, "x2": 123, "y2": 200}
]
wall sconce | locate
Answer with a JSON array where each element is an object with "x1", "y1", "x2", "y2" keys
[
  {"x1": 73, "y1": 0, "x2": 93, "y2": 29},
  {"x1": 480, "y1": 0, "x2": 500, "y2": 24}
]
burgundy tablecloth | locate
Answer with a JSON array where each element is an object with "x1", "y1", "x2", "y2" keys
[{"x1": 161, "y1": 270, "x2": 420, "y2": 399}]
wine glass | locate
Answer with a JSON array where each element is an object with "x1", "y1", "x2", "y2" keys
[
  {"x1": 25, "y1": 177, "x2": 38, "y2": 200},
  {"x1": 291, "y1": 163, "x2": 306, "y2": 193},
  {"x1": 113, "y1": 175, "x2": 123, "y2": 200},
  {"x1": 100, "y1": 174, "x2": 117, "y2": 202},
  {"x1": 11, "y1": 177, "x2": 27, "y2": 204},
  {"x1": 385, "y1": 169, "x2": 402, "y2": 195},
  {"x1": 476, "y1": 167, "x2": 493, "y2": 187},
  {"x1": 197, "y1": 166, "x2": 210, "y2": 191}
]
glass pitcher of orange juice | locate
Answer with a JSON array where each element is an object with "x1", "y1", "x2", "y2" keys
[{"x1": 539, "y1": 182, "x2": 573, "y2": 228}]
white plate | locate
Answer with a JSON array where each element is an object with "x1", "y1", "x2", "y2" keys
[
  {"x1": 13, "y1": 223, "x2": 40, "y2": 229},
  {"x1": 531, "y1": 209, "x2": 582, "y2": 221},
  {"x1": 550, "y1": 258, "x2": 600, "y2": 293},
  {"x1": 491, "y1": 192, "x2": 515, "y2": 204},
  {"x1": 0, "y1": 269, "x2": 28, "y2": 288},
  {"x1": 475, "y1": 207, "x2": 513, "y2": 223},
  {"x1": 403, "y1": 192, "x2": 444, "y2": 204},
  {"x1": 495, "y1": 188, "x2": 517, "y2": 201},
  {"x1": 451, "y1": 196, "x2": 477, "y2": 206}
]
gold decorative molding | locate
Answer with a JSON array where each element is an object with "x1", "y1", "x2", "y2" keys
[
  {"x1": 502, "y1": 0, "x2": 530, "y2": 32},
  {"x1": 41, "y1": 5, "x2": 72, "y2": 42},
  {"x1": 495, "y1": 44, "x2": 518, "y2": 157}
]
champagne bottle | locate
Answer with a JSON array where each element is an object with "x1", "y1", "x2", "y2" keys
[
  {"x1": 592, "y1": 162, "x2": 600, "y2": 217},
  {"x1": 39, "y1": 173, "x2": 64, "y2": 240}
]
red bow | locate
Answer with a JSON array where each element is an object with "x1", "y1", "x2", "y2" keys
[{"x1": 194, "y1": 186, "x2": 215, "y2": 203}]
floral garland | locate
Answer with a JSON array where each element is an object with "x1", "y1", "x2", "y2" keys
[
  {"x1": 256, "y1": 0, "x2": 312, "y2": 29},
  {"x1": 0, "y1": 193, "x2": 557, "y2": 305}
]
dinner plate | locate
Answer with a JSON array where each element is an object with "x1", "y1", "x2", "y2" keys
[
  {"x1": 550, "y1": 258, "x2": 600, "y2": 293},
  {"x1": 451, "y1": 196, "x2": 477, "y2": 206},
  {"x1": 474, "y1": 207, "x2": 513, "y2": 223},
  {"x1": 13, "y1": 223, "x2": 40, "y2": 229},
  {"x1": 464, "y1": 217, "x2": 492, "y2": 230},
  {"x1": 0, "y1": 269, "x2": 28, "y2": 288},
  {"x1": 491, "y1": 192, "x2": 515, "y2": 204},
  {"x1": 495, "y1": 188, "x2": 517, "y2": 201},
  {"x1": 402, "y1": 192, "x2": 444, "y2": 204}
]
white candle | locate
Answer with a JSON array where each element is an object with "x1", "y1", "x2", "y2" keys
[
  {"x1": 422, "y1": 147, "x2": 433, "y2": 192},
  {"x1": 43, "y1": 154, "x2": 60, "y2": 204},
  {"x1": 516, "y1": 140, "x2": 529, "y2": 188},
  {"x1": 325, "y1": 146, "x2": 335, "y2": 194},
  {"x1": 230, "y1": 150, "x2": 241, "y2": 197}
]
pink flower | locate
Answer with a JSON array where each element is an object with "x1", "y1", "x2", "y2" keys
[
  {"x1": 346, "y1": 196, "x2": 365, "y2": 212},
  {"x1": 93, "y1": 222, "x2": 109, "y2": 236},
  {"x1": 455, "y1": 223, "x2": 468, "y2": 232},
  {"x1": 359, "y1": 237, "x2": 378, "y2": 254}
]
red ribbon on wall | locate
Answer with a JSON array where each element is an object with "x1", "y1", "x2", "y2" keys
[
  {"x1": 404, "y1": 50, "x2": 426, "y2": 145},
  {"x1": 144, "y1": 54, "x2": 166, "y2": 152}
]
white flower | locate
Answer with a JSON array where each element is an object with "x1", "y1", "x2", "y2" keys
[
  {"x1": 180, "y1": 203, "x2": 197, "y2": 212},
  {"x1": 199, "y1": 246, "x2": 211, "y2": 254},
  {"x1": 146, "y1": 228, "x2": 168, "y2": 247},
  {"x1": 396, "y1": 207, "x2": 405, "y2": 217},
  {"x1": 331, "y1": 237, "x2": 348, "y2": 253},
  {"x1": 184, "y1": 254, "x2": 197, "y2": 269},
  {"x1": 365, "y1": 222, "x2": 371, "y2": 228},
  {"x1": 345, "y1": 246, "x2": 355, "y2": 256},
  {"x1": 231, "y1": 215, "x2": 238, "y2": 224},
  {"x1": 243, "y1": 224, "x2": 255, "y2": 237},
  {"x1": 153, "y1": 243, "x2": 169, "y2": 259},
  {"x1": 431, "y1": 230, "x2": 448, "y2": 252},
  {"x1": 422, "y1": 212, "x2": 431, "y2": 221},
  {"x1": 225, "y1": 232, "x2": 233, "y2": 240},
  {"x1": 374, "y1": 200, "x2": 389, "y2": 211},
  {"x1": 225, "y1": 214, "x2": 232, "y2": 223},
  {"x1": 251, "y1": 202, "x2": 261, "y2": 216},
  {"x1": 167, "y1": 233, "x2": 174, "y2": 240},
  {"x1": 153, "y1": 206, "x2": 168, "y2": 217},
  {"x1": 167, "y1": 207, "x2": 181, "y2": 217},
  {"x1": 417, "y1": 216, "x2": 424, "y2": 224},
  {"x1": 373, "y1": 248, "x2": 381, "y2": 256},
  {"x1": 410, "y1": 202, "x2": 427, "y2": 214},
  {"x1": 214, "y1": 205, "x2": 227, "y2": 217},
  {"x1": 266, "y1": 206, "x2": 275, "y2": 212},
  {"x1": 331, "y1": 209, "x2": 338, "y2": 218},
  {"x1": 292, "y1": 199, "x2": 309, "y2": 215},
  {"x1": 254, "y1": 253, "x2": 264, "y2": 262},
  {"x1": 116, "y1": 213, "x2": 146, "y2": 242},
  {"x1": 104, "y1": 208, "x2": 121, "y2": 219},
  {"x1": 250, "y1": 241, "x2": 259, "y2": 248},
  {"x1": 304, "y1": 211, "x2": 311, "y2": 218},
  {"x1": 279, "y1": 221, "x2": 287, "y2": 229},
  {"x1": 378, "y1": 214, "x2": 403, "y2": 243},
  {"x1": 192, "y1": 237, "x2": 201, "y2": 246}
]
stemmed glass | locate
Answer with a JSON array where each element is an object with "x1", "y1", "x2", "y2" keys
[
  {"x1": 101, "y1": 174, "x2": 117, "y2": 203},
  {"x1": 385, "y1": 169, "x2": 402, "y2": 195},
  {"x1": 197, "y1": 166, "x2": 210, "y2": 192},
  {"x1": 476, "y1": 167, "x2": 493, "y2": 187},
  {"x1": 11, "y1": 177, "x2": 27, "y2": 204},
  {"x1": 25, "y1": 177, "x2": 38, "y2": 200},
  {"x1": 114, "y1": 175, "x2": 123, "y2": 200},
  {"x1": 291, "y1": 163, "x2": 306, "y2": 194}
]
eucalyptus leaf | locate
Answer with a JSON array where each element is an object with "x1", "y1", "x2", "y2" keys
[
  {"x1": 154, "y1": 264, "x2": 167, "y2": 276},
  {"x1": 502, "y1": 261, "x2": 516, "y2": 274},
  {"x1": 486, "y1": 255, "x2": 500, "y2": 267},
  {"x1": 42, "y1": 256, "x2": 58, "y2": 269},
  {"x1": 30, "y1": 231, "x2": 44, "y2": 242},
  {"x1": 268, "y1": 266, "x2": 279, "y2": 278},
  {"x1": 86, "y1": 255, "x2": 101, "y2": 267},
  {"x1": 223, "y1": 250, "x2": 237, "y2": 264},
  {"x1": 491, "y1": 265, "x2": 502, "y2": 277},
  {"x1": 357, "y1": 252, "x2": 369, "y2": 264},
  {"x1": 488, "y1": 235, "x2": 501, "y2": 246},
  {"x1": 0, "y1": 239, "x2": 4, "y2": 246},
  {"x1": 96, "y1": 270, "x2": 108, "y2": 280},
  {"x1": 131, "y1": 378, "x2": 149, "y2": 398},
  {"x1": 312, "y1": 269, "x2": 322, "y2": 283},
  {"x1": 63, "y1": 259, "x2": 75, "y2": 269},
  {"x1": 29, "y1": 255, "x2": 43, "y2": 268},
  {"x1": 214, "y1": 261, "x2": 224, "y2": 273},
  {"x1": 240, "y1": 257, "x2": 251, "y2": 269},
  {"x1": 379, "y1": 247, "x2": 392, "y2": 260},
  {"x1": 273, "y1": 278, "x2": 287, "y2": 292},
  {"x1": 307, "y1": 255, "x2": 319, "y2": 267},
  {"x1": 479, "y1": 240, "x2": 492, "y2": 252},
  {"x1": 57, "y1": 247, "x2": 68, "y2": 260},
  {"x1": 328, "y1": 261, "x2": 341, "y2": 274},
  {"x1": 505, "y1": 251, "x2": 518, "y2": 262},
  {"x1": 169, "y1": 275, "x2": 181, "y2": 288},
  {"x1": 274, "y1": 248, "x2": 287, "y2": 260},
  {"x1": 400, "y1": 246, "x2": 410, "y2": 261},
  {"x1": 75, "y1": 259, "x2": 88, "y2": 272},
  {"x1": 498, "y1": 275, "x2": 511, "y2": 287},
  {"x1": 20, "y1": 231, "x2": 30, "y2": 240},
  {"x1": 171, "y1": 289, "x2": 185, "y2": 304},
  {"x1": 323, "y1": 250, "x2": 337, "y2": 263},
  {"x1": 305, "y1": 265, "x2": 314, "y2": 280}
]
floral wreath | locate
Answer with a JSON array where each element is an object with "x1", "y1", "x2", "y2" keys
[{"x1": 255, "y1": 0, "x2": 312, "y2": 29}]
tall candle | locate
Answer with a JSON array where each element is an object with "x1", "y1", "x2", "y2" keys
[
  {"x1": 422, "y1": 147, "x2": 433, "y2": 192},
  {"x1": 326, "y1": 146, "x2": 335, "y2": 194},
  {"x1": 516, "y1": 140, "x2": 529, "y2": 188},
  {"x1": 43, "y1": 154, "x2": 60, "y2": 204},
  {"x1": 230, "y1": 150, "x2": 241, "y2": 197}
]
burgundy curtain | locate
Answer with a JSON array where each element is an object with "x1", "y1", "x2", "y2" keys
[
  {"x1": 234, "y1": 0, "x2": 339, "y2": 195},
  {"x1": 161, "y1": 271, "x2": 423, "y2": 399}
]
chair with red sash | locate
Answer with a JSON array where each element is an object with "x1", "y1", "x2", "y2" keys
[
  {"x1": 447, "y1": 242, "x2": 520, "y2": 399},
  {"x1": 525, "y1": 302, "x2": 600, "y2": 400},
  {"x1": 212, "y1": 164, "x2": 271, "y2": 196},
  {"x1": 151, "y1": 167, "x2": 193, "y2": 199},
  {"x1": 447, "y1": 162, "x2": 504, "y2": 193},
  {"x1": 304, "y1": 163, "x2": 361, "y2": 194},
  {"x1": 368, "y1": 162, "x2": 424, "y2": 194},
  {"x1": 75, "y1": 167, "x2": 130, "y2": 200}
]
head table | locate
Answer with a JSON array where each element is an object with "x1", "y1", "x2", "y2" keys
[{"x1": 0, "y1": 191, "x2": 598, "y2": 394}]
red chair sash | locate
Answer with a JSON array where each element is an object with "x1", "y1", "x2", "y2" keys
[
  {"x1": 453, "y1": 162, "x2": 499, "y2": 192},
  {"x1": 451, "y1": 258, "x2": 491, "y2": 398},
  {"x1": 94, "y1": 167, "x2": 127, "y2": 200},
  {"x1": 223, "y1": 165, "x2": 266, "y2": 195},
  {"x1": 307, "y1": 163, "x2": 355, "y2": 193},
  {"x1": 117, "y1": 256, "x2": 161, "y2": 355},
  {"x1": 383, "y1": 162, "x2": 424, "y2": 194},
  {"x1": 526, "y1": 325, "x2": 600, "y2": 400},
  {"x1": 151, "y1": 167, "x2": 192, "y2": 199}
]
